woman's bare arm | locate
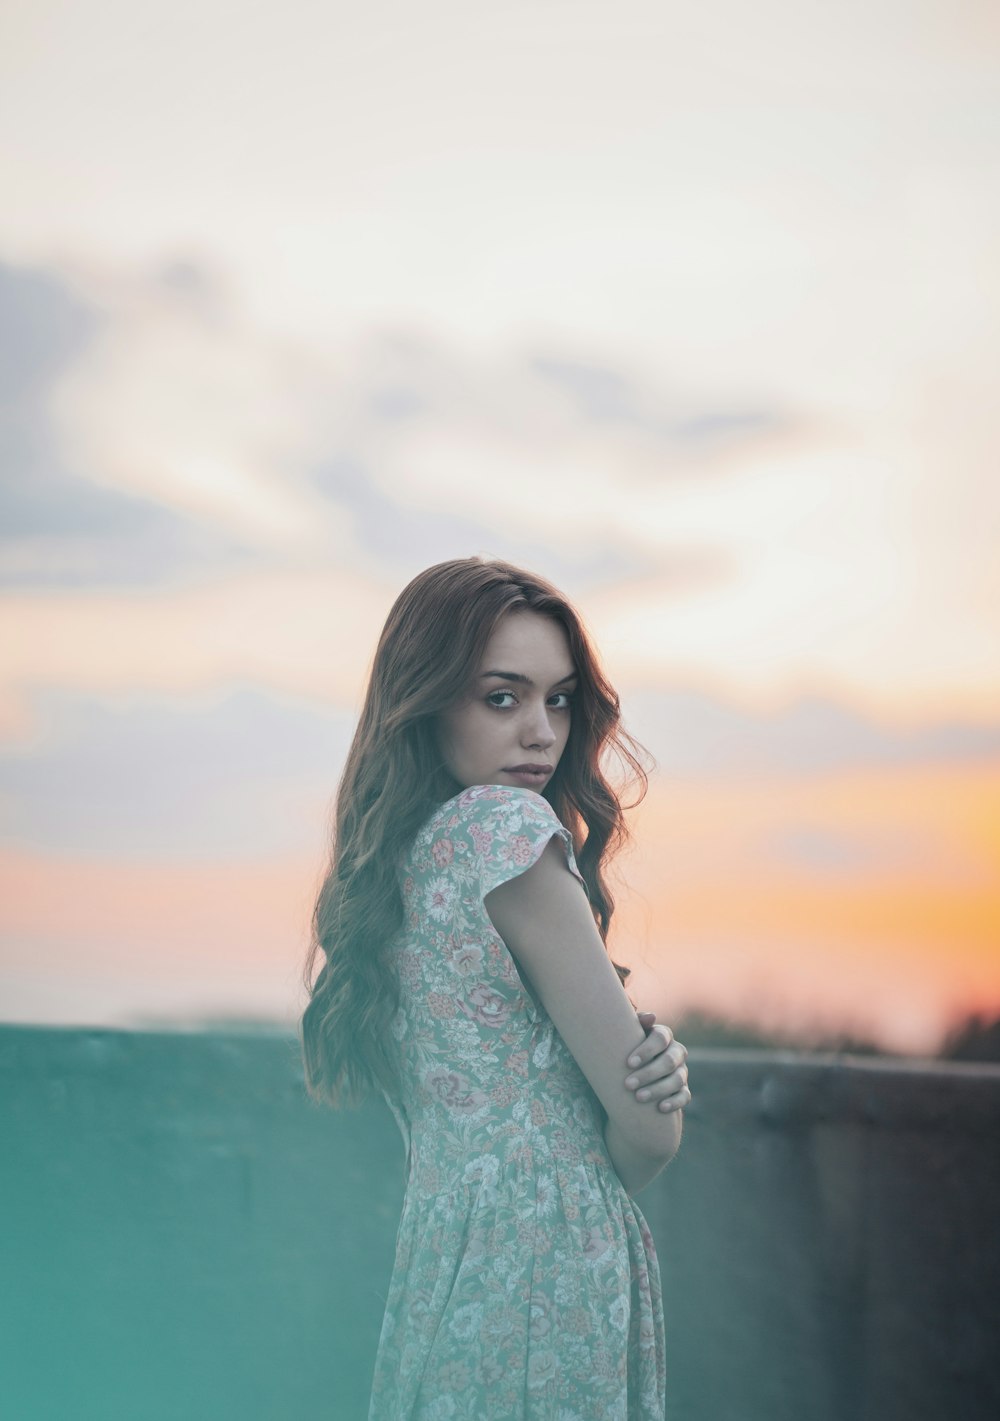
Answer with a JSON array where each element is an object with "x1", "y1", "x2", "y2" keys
[{"x1": 484, "y1": 835, "x2": 682, "y2": 1166}]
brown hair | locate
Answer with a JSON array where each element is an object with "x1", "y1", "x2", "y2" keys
[{"x1": 299, "y1": 556, "x2": 654, "y2": 1109}]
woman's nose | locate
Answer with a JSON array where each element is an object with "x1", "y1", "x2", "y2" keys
[{"x1": 523, "y1": 705, "x2": 557, "y2": 749}]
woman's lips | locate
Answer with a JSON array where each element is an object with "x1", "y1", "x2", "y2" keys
[{"x1": 505, "y1": 767, "x2": 552, "y2": 784}]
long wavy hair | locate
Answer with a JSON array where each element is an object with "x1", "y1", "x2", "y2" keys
[{"x1": 299, "y1": 556, "x2": 655, "y2": 1110}]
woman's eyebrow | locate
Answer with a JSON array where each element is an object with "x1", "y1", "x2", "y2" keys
[{"x1": 479, "y1": 670, "x2": 579, "y2": 687}]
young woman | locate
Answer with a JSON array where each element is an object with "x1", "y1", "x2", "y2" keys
[{"x1": 300, "y1": 556, "x2": 691, "y2": 1420}]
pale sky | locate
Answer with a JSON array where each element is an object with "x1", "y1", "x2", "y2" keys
[{"x1": 1, "y1": 0, "x2": 998, "y2": 1054}]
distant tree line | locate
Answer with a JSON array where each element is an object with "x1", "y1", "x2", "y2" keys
[
  {"x1": 191, "y1": 1006, "x2": 1000, "y2": 1063},
  {"x1": 668, "y1": 1006, "x2": 1000, "y2": 1062},
  {"x1": 937, "y1": 1010, "x2": 1000, "y2": 1063}
]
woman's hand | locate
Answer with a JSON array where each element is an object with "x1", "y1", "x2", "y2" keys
[{"x1": 628, "y1": 1010, "x2": 691, "y2": 1112}]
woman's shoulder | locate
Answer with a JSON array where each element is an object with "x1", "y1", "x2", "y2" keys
[
  {"x1": 426, "y1": 782, "x2": 560, "y2": 834},
  {"x1": 401, "y1": 783, "x2": 586, "y2": 904},
  {"x1": 409, "y1": 783, "x2": 561, "y2": 864}
]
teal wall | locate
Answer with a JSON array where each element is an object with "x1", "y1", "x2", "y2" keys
[{"x1": 1, "y1": 1026, "x2": 998, "y2": 1421}]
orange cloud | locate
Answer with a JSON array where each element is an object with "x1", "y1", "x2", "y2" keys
[
  {"x1": 1, "y1": 760, "x2": 997, "y2": 1055},
  {"x1": 0, "y1": 848, "x2": 325, "y2": 1025},
  {"x1": 615, "y1": 761, "x2": 1000, "y2": 1055}
]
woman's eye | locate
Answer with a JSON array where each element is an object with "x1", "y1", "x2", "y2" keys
[{"x1": 486, "y1": 691, "x2": 574, "y2": 710}]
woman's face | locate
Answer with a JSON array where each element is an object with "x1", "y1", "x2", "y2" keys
[{"x1": 437, "y1": 610, "x2": 577, "y2": 794}]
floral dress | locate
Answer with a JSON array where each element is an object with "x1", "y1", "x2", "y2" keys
[{"x1": 367, "y1": 783, "x2": 667, "y2": 1421}]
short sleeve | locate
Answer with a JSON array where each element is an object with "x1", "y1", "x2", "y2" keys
[{"x1": 448, "y1": 783, "x2": 589, "y2": 904}]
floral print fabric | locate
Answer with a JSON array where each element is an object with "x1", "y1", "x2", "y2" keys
[{"x1": 368, "y1": 783, "x2": 666, "y2": 1420}]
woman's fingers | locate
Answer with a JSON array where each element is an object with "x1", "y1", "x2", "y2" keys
[
  {"x1": 633, "y1": 1062, "x2": 687, "y2": 1102},
  {"x1": 624, "y1": 1025, "x2": 691, "y2": 1110},
  {"x1": 630, "y1": 1022, "x2": 671, "y2": 1062},
  {"x1": 633, "y1": 1057, "x2": 687, "y2": 1097},
  {"x1": 634, "y1": 1064, "x2": 691, "y2": 1110},
  {"x1": 626, "y1": 1022, "x2": 677, "y2": 1071}
]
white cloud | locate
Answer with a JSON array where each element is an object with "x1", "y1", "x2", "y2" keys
[
  {"x1": 3, "y1": 265, "x2": 999, "y2": 735},
  {"x1": 46, "y1": 264, "x2": 350, "y2": 550},
  {"x1": 0, "y1": 567, "x2": 397, "y2": 746}
]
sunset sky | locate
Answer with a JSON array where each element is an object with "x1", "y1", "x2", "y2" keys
[{"x1": 1, "y1": 0, "x2": 998, "y2": 1055}]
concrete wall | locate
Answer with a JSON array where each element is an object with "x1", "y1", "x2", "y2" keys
[{"x1": 1, "y1": 1025, "x2": 998, "y2": 1421}]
